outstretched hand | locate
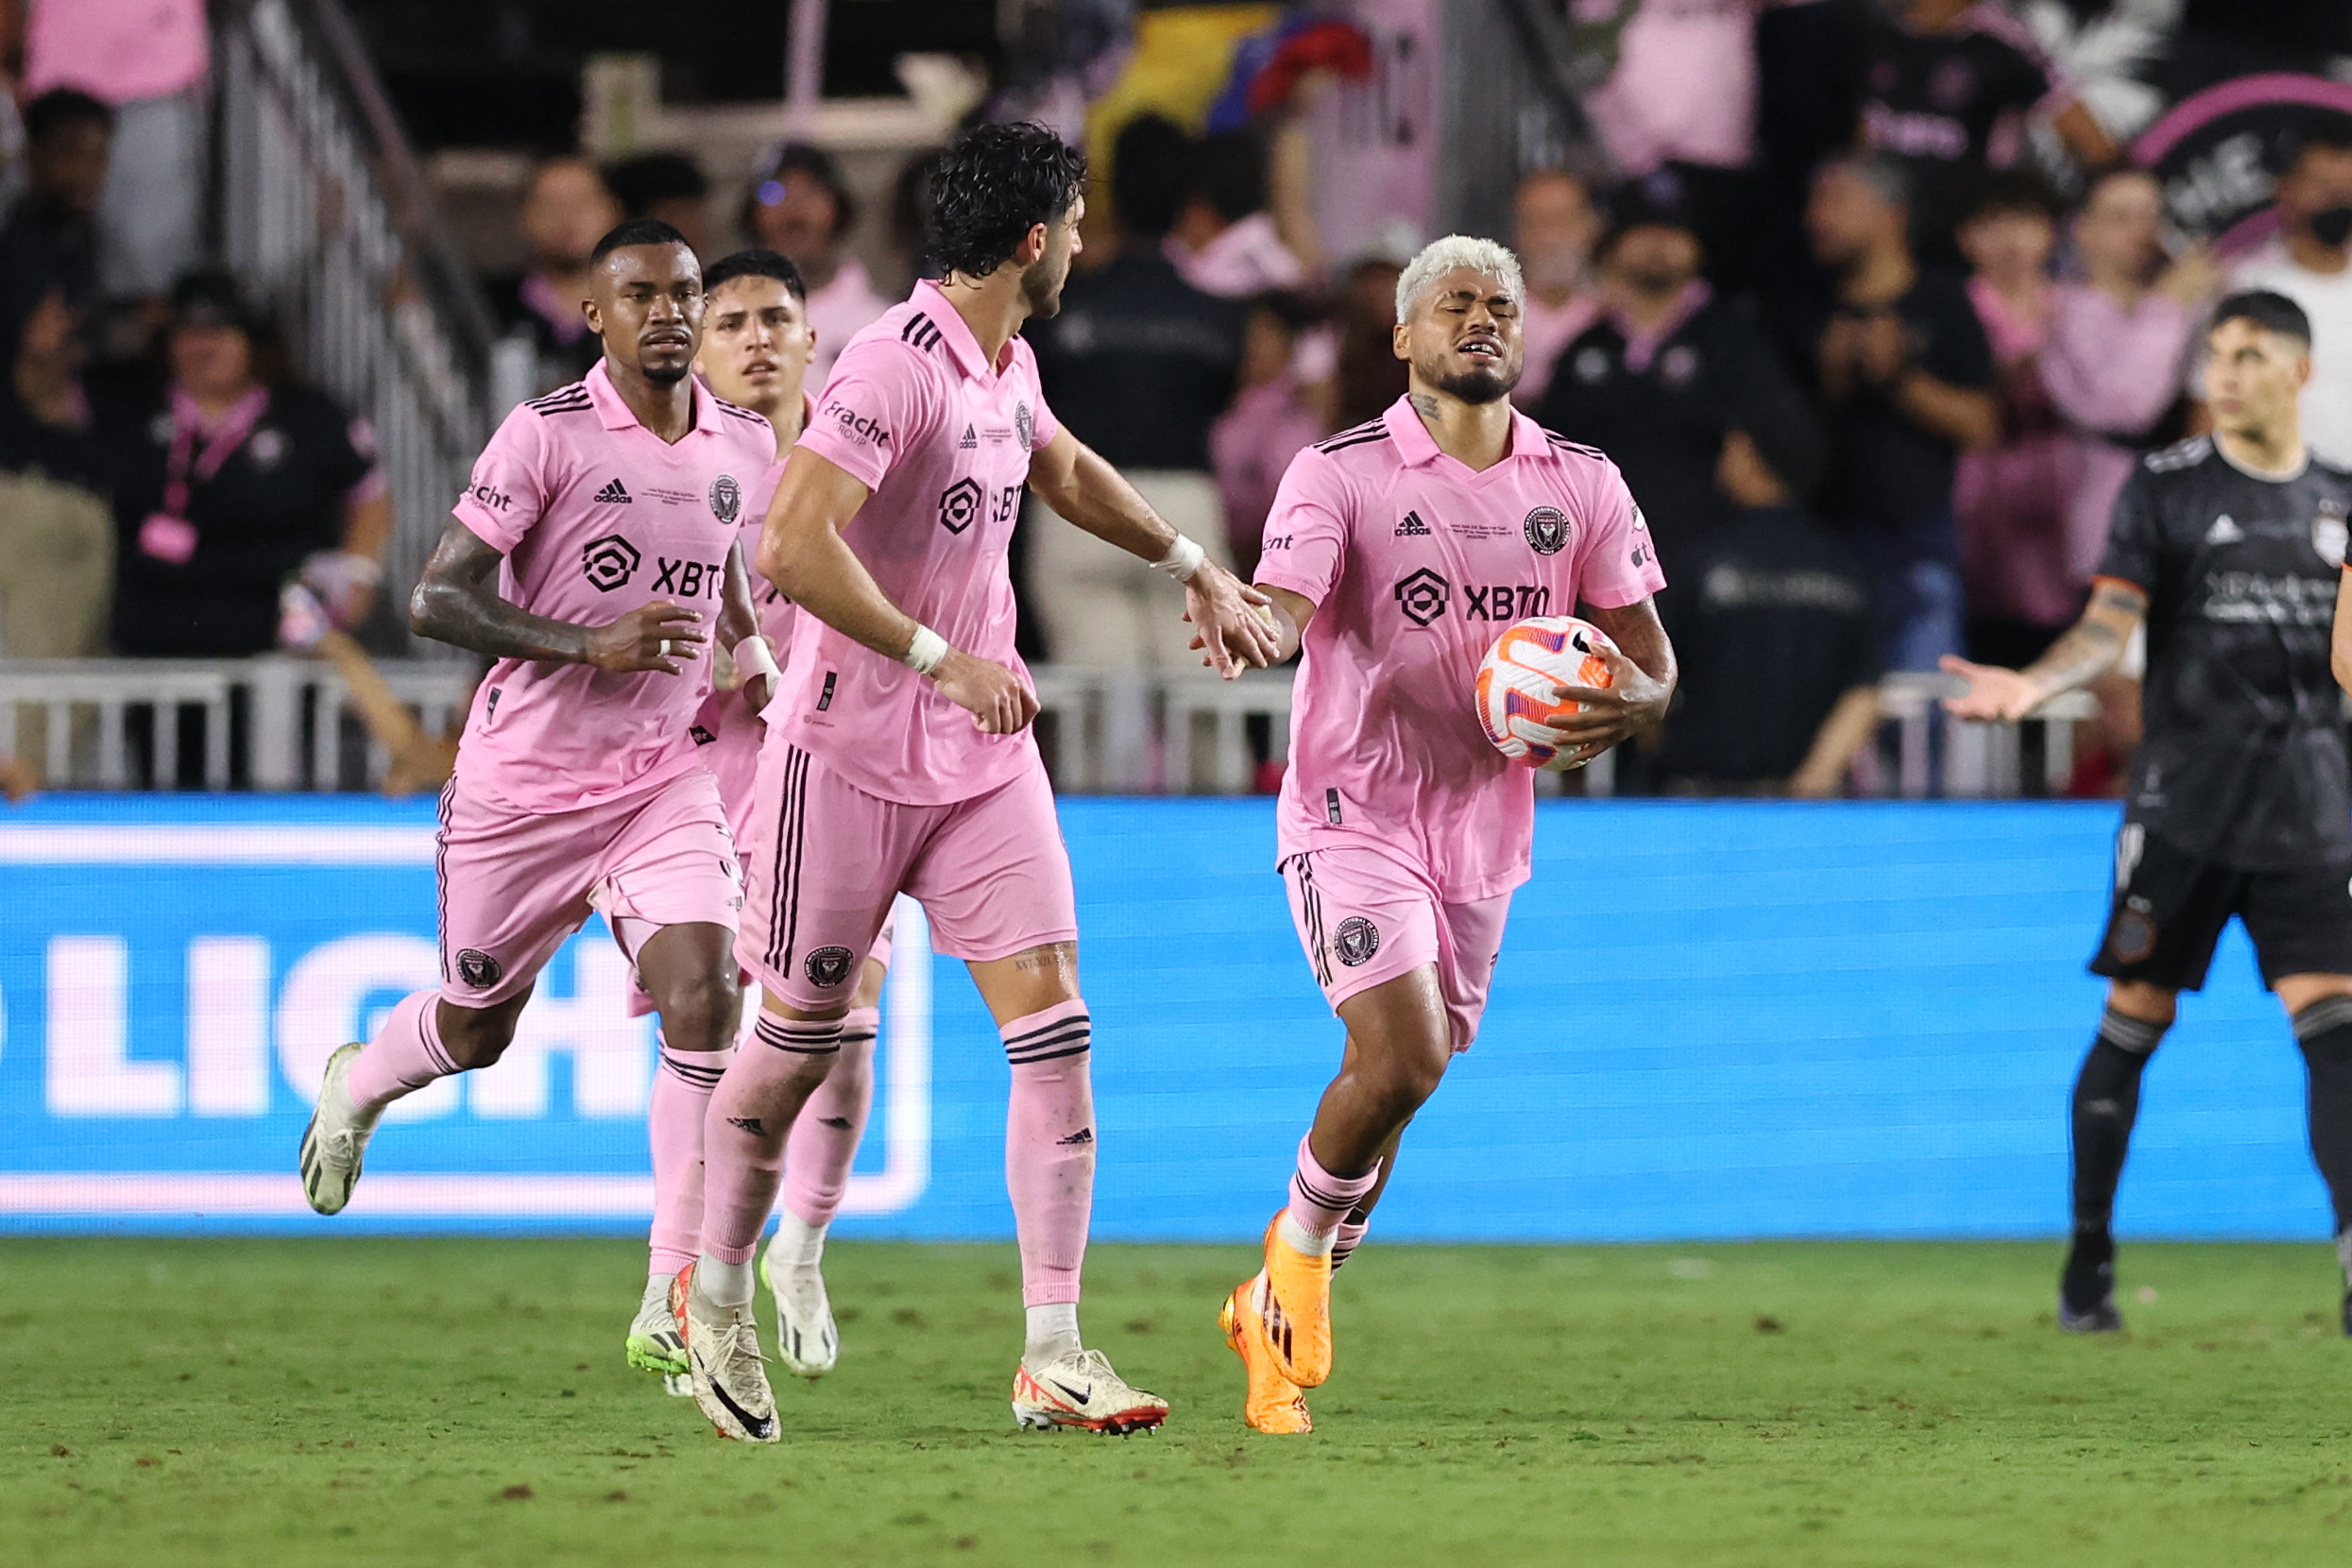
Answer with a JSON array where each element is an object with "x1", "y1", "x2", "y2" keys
[
  {"x1": 1183, "y1": 560, "x2": 1283, "y2": 678},
  {"x1": 1938, "y1": 655, "x2": 2044, "y2": 722}
]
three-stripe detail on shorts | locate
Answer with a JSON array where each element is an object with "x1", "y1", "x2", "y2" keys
[
  {"x1": 762, "y1": 744, "x2": 813, "y2": 980},
  {"x1": 1289, "y1": 853, "x2": 1333, "y2": 987}
]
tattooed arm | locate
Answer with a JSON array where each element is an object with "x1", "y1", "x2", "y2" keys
[
  {"x1": 1542, "y1": 596, "x2": 1679, "y2": 766},
  {"x1": 1941, "y1": 577, "x2": 2148, "y2": 722},
  {"x1": 408, "y1": 518, "x2": 707, "y2": 674}
]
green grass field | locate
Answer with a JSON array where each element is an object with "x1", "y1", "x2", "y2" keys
[{"x1": 4, "y1": 1238, "x2": 2350, "y2": 1567}]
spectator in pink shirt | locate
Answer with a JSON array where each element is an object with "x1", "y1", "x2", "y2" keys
[
  {"x1": 1166, "y1": 131, "x2": 1311, "y2": 301},
  {"x1": 18, "y1": 0, "x2": 209, "y2": 302},
  {"x1": 1511, "y1": 168, "x2": 1602, "y2": 406},
  {"x1": 742, "y1": 143, "x2": 892, "y2": 389},
  {"x1": 1952, "y1": 174, "x2": 2072, "y2": 667},
  {"x1": 2045, "y1": 168, "x2": 2214, "y2": 579},
  {"x1": 1953, "y1": 169, "x2": 2215, "y2": 666},
  {"x1": 1210, "y1": 290, "x2": 1331, "y2": 580}
]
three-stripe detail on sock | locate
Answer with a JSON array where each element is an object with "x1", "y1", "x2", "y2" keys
[
  {"x1": 658, "y1": 1048, "x2": 730, "y2": 1088},
  {"x1": 755, "y1": 1014, "x2": 844, "y2": 1055},
  {"x1": 1003, "y1": 1009, "x2": 1091, "y2": 1065}
]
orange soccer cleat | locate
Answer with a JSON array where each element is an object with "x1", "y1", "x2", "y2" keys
[
  {"x1": 1220, "y1": 1277, "x2": 1313, "y2": 1435},
  {"x1": 1257, "y1": 1210, "x2": 1336, "y2": 1387}
]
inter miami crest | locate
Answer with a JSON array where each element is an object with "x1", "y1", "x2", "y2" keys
[
  {"x1": 804, "y1": 946, "x2": 857, "y2": 988},
  {"x1": 2315, "y1": 501, "x2": 2348, "y2": 569},
  {"x1": 710, "y1": 472, "x2": 741, "y2": 525},
  {"x1": 455, "y1": 948, "x2": 503, "y2": 988},
  {"x1": 1524, "y1": 505, "x2": 1569, "y2": 555},
  {"x1": 1333, "y1": 917, "x2": 1380, "y2": 968}
]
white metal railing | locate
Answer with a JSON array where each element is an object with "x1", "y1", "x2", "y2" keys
[
  {"x1": 0, "y1": 658, "x2": 476, "y2": 792},
  {"x1": 1871, "y1": 673, "x2": 2104, "y2": 799},
  {"x1": 214, "y1": 0, "x2": 496, "y2": 655},
  {"x1": 0, "y1": 660, "x2": 2111, "y2": 799}
]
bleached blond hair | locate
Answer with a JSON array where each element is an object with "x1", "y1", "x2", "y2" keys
[{"x1": 1393, "y1": 235, "x2": 1525, "y2": 325}]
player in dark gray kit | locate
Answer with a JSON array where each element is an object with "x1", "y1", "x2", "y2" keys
[{"x1": 1947, "y1": 291, "x2": 2352, "y2": 1335}]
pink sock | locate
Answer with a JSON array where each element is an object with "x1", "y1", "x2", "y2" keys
[
  {"x1": 1287, "y1": 1132, "x2": 1380, "y2": 1240},
  {"x1": 1002, "y1": 1000, "x2": 1095, "y2": 1308},
  {"x1": 782, "y1": 1006, "x2": 878, "y2": 1227},
  {"x1": 344, "y1": 990, "x2": 459, "y2": 1114},
  {"x1": 699, "y1": 1013, "x2": 844, "y2": 1266},
  {"x1": 1331, "y1": 1217, "x2": 1372, "y2": 1272},
  {"x1": 648, "y1": 1031, "x2": 733, "y2": 1278}
]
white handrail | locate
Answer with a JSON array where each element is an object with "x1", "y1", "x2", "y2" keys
[{"x1": 0, "y1": 660, "x2": 2117, "y2": 799}]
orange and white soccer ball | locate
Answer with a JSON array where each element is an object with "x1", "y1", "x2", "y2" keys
[{"x1": 1474, "y1": 616, "x2": 1617, "y2": 771}]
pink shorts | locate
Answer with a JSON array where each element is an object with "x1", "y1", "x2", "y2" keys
[
  {"x1": 436, "y1": 764, "x2": 742, "y2": 1009},
  {"x1": 738, "y1": 741, "x2": 1077, "y2": 1010},
  {"x1": 1281, "y1": 844, "x2": 1512, "y2": 1053}
]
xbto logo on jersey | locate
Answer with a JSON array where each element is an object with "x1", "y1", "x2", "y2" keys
[
  {"x1": 1466, "y1": 584, "x2": 1552, "y2": 621},
  {"x1": 804, "y1": 946, "x2": 857, "y2": 988},
  {"x1": 653, "y1": 556, "x2": 725, "y2": 598},
  {"x1": 1524, "y1": 505, "x2": 1569, "y2": 554},
  {"x1": 581, "y1": 533, "x2": 640, "y2": 590},
  {"x1": 1393, "y1": 568, "x2": 1450, "y2": 626},
  {"x1": 1333, "y1": 916, "x2": 1380, "y2": 967},
  {"x1": 1392, "y1": 569, "x2": 1550, "y2": 624},
  {"x1": 939, "y1": 477, "x2": 984, "y2": 534},
  {"x1": 709, "y1": 472, "x2": 741, "y2": 525}
]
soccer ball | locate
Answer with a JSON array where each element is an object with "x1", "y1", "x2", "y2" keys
[{"x1": 1474, "y1": 616, "x2": 1618, "y2": 772}]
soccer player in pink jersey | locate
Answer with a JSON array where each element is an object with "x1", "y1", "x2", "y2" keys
[
  {"x1": 668, "y1": 123, "x2": 1283, "y2": 1442},
  {"x1": 623, "y1": 248, "x2": 893, "y2": 1390},
  {"x1": 1219, "y1": 236, "x2": 1679, "y2": 1434},
  {"x1": 298, "y1": 221, "x2": 781, "y2": 1252}
]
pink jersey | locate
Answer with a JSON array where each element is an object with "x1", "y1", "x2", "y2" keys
[
  {"x1": 769, "y1": 281, "x2": 1061, "y2": 807},
  {"x1": 1256, "y1": 398, "x2": 1666, "y2": 900},
  {"x1": 450, "y1": 360, "x2": 777, "y2": 813}
]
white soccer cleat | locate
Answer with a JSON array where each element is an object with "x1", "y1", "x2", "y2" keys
[
  {"x1": 298, "y1": 1042, "x2": 381, "y2": 1216},
  {"x1": 625, "y1": 1274, "x2": 689, "y2": 1379},
  {"x1": 1010, "y1": 1347, "x2": 1168, "y2": 1435},
  {"x1": 759, "y1": 1236, "x2": 840, "y2": 1379},
  {"x1": 672, "y1": 1265, "x2": 778, "y2": 1442}
]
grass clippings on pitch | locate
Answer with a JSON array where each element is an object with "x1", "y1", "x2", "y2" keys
[{"x1": 2, "y1": 1238, "x2": 2349, "y2": 1567}]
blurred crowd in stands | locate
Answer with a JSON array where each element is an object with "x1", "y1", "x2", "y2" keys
[{"x1": 4, "y1": 0, "x2": 2352, "y2": 799}]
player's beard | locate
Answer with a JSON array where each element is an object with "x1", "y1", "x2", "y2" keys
[
  {"x1": 1021, "y1": 251, "x2": 1072, "y2": 319},
  {"x1": 1420, "y1": 354, "x2": 1519, "y2": 406},
  {"x1": 638, "y1": 355, "x2": 692, "y2": 387}
]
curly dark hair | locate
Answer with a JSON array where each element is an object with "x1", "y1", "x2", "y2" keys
[{"x1": 928, "y1": 122, "x2": 1088, "y2": 280}]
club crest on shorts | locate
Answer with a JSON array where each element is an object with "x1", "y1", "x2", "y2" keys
[
  {"x1": 455, "y1": 948, "x2": 503, "y2": 988},
  {"x1": 804, "y1": 946, "x2": 857, "y2": 988},
  {"x1": 2105, "y1": 899, "x2": 2157, "y2": 965},
  {"x1": 581, "y1": 533, "x2": 639, "y2": 590},
  {"x1": 709, "y1": 472, "x2": 741, "y2": 525},
  {"x1": 1015, "y1": 401, "x2": 1034, "y2": 449},
  {"x1": 1524, "y1": 505, "x2": 1570, "y2": 555},
  {"x1": 1333, "y1": 916, "x2": 1380, "y2": 967},
  {"x1": 2313, "y1": 501, "x2": 2348, "y2": 569}
]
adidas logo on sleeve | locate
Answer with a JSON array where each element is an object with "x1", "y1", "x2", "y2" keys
[{"x1": 594, "y1": 477, "x2": 632, "y2": 504}]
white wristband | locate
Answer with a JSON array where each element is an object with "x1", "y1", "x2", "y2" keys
[
  {"x1": 1150, "y1": 533, "x2": 1208, "y2": 584},
  {"x1": 731, "y1": 634, "x2": 779, "y2": 683},
  {"x1": 902, "y1": 622, "x2": 949, "y2": 676}
]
